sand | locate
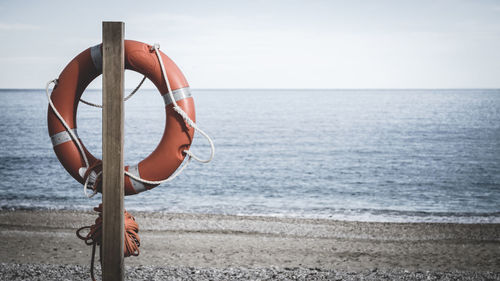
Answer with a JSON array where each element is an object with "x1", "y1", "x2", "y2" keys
[{"x1": 0, "y1": 209, "x2": 499, "y2": 280}]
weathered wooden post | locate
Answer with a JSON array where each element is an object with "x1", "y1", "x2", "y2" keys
[{"x1": 102, "y1": 21, "x2": 125, "y2": 281}]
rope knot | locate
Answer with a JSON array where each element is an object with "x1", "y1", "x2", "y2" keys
[
  {"x1": 150, "y1": 43, "x2": 160, "y2": 52},
  {"x1": 83, "y1": 161, "x2": 103, "y2": 198}
]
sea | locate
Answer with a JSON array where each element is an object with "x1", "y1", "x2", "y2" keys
[{"x1": 0, "y1": 88, "x2": 499, "y2": 223}]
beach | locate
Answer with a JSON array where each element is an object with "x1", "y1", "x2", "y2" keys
[
  {"x1": 2, "y1": 0, "x2": 500, "y2": 279},
  {"x1": 0, "y1": 209, "x2": 499, "y2": 280}
]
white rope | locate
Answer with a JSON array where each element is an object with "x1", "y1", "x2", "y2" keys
[
  {"x1": 122, "y1": 44, "x2": 215, "y2": 185},
  {"x1": 46, "y1": 42, "x2": 214, "y2": 193},
  {"x1": 152, "y1": 43, "x2": 215, "y2": 164},
  {"x1": 46, "y1": 80, "x2": 97, "y2": 198},
  {"x1": 83, "y1": 171, "x2": 101, "y2": 198},
  {"x1": 80, "y1": 75, "x2": 147, "y2": 108}
]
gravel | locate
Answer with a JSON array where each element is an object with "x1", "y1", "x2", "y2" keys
[{"x1": 1, "y1": 263, "x2": 499, "y2": 281}]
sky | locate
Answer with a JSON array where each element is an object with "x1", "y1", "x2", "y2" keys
[{"x1": 0, "y1": 0, "x2": 499, "y2": 89}]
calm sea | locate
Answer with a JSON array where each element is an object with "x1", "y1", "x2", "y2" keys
[{"x1": 0, "y1": 88, "x2": 499, "y2": 223}]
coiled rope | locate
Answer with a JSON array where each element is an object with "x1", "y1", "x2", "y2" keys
[
  {"x1": 45, "y1": 43, "x2": 214, "y2": 197},
  {"x1": 76, "y1": 204, "x2": 140, "y2": 281}
]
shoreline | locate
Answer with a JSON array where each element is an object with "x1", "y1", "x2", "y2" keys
[
  {"x1": 1, "y1": 209, "x2": 499, "y2": 279},
  {"x1": 2, "y1": 206, "x2": 499, "y2": 224},
  {"x1": 1, "y1": 209, "x2": 499, "y2": 240}
]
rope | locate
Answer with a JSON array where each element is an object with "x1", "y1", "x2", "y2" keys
[
  {"x1": 80, "y1": 75, "x2": 147, "y2": 108},
  {"x1": 46, "y1": 80, "x2": 89, "y2": 168},
  {"x1": 76, "y1": 204, "x2": 140, "y2": 281},
  {"x1": 151, "y1": 44, "x2": 215, "y2": 164},
  {"x1": 47, "y1": 80, "x2": 100, "y2": 198},
  {"x1": 47, "y1": 80, "x2": 98, "y2": 198},
  {"x1": 122, "y1": 44, "x2": 215, "y2": 185},
  {"x1": 83, "y1": 161, "x2": 103, "y2": 196},
  {"x1": 46, "y1": 42, "x2": 214, "y2": 195},
  {"x1": 153, "y1": 44, "x2": 215, "y2": 163}
]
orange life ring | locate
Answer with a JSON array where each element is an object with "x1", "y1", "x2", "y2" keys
[{"x1": 47, "y1": 40, "x2": 195, "y2": 195}]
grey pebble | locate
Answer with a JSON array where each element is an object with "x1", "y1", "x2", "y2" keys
[{"x1": 1, "y1": 263, "x2": 499, "y2": 281}]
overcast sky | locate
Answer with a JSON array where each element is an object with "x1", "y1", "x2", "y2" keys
[{"x1": 1, "y1": 0, "x2": 499, "y2": 89}]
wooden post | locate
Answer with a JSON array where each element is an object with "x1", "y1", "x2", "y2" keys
[{"x1": 102, "y1": 21, "x2": 125, "y2": 281}]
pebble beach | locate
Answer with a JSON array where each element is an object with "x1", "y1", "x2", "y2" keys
[{"x1": 0, "y1": 209, "x2": 499, "y2": 280}]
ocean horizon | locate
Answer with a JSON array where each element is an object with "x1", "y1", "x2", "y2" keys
[{"x1": 1, "y1": 88, "x2": 499, "y2": 223}]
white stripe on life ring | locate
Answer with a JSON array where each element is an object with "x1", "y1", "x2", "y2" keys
[
  {"x1": 128, "y1": 164, "x2": 147, "y2": 193},
  {"x1": 162, "y1": 87, "x2": 192, "y2": 106},
  {"x1": 50, "y1": 129, "x2": 79, "y2": 147}
]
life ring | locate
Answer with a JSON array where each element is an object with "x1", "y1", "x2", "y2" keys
[{"x1": 47, "y1": 40, "x2": 195, "y2": 195}]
